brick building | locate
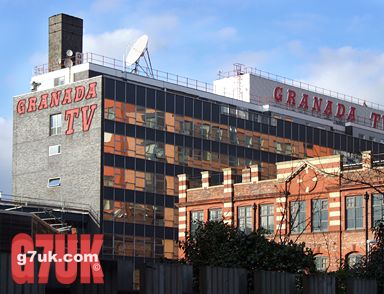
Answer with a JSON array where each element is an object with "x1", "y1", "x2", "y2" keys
[
  {"x1": 178, "y1": 151, "x2": 384, "y2": 271},
  {"x1": 11, "y1": 12, "x2": 384, "y2": 270}
]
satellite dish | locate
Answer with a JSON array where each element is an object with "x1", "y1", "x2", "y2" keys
[
  {"x1": 124, "y1": 34, "x2": 153, "y2": 77},
  {"x1": 125, "y1": 35, "x2": 148, "y2": 66},
  {"x1": 66, "y1": 49, "x2": 74, "y2": 57}
]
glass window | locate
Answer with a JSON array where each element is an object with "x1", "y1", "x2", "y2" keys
[
  {"x1": 347, "y1": 253, "x2": 362, "y2": 268},
  {"x1": 346, "y1": 196, "x2": 363, "y2": 229},
  {"x1": 229, "y1": 155, "x2": 238, "y2": 166},
  {"x1": 229, "y1": 126, "x2": 238, "y2": 144},
  {"x1": 245, "y1": 135, "x2": 253, "y2": 148},
  {"x1": 209, "y1": 209, "x2": 222, "y2": 222},
  {"x1": 260, "y1": 204, "x2": 274, "y2": 233},
  {"x1": 315, "y1": 256, "x2": 328, "y2": 271},
  {"x1": 193, "y1": 149, "x2": 201, "y2": 161},
  {"x1": 275, "y1": 141, "x2": 283, "y2": 154},
  {"x1": 211, "y1": 126, "x2": 222, "y2": 141},
  {"x1": 312, "y1": 199, "x2": 328, "y2": 232},
  {"x1": 372, "y1": 194, "x2": 384, "y2": 227},
  {"x1": 145, "y1": 173, "x2": 165, "y2": 194},
  {"x1": 202, "y1": 150, "x2": 212, "y2": 161},
  {"x1": 238, "y1": 206, "x2": 252, "y2": 234},
  {"x1": 48, "y1": 177, "x2": 61, "y2": 187},
  {"x1": 180, "y1": 121, "x2": 193, "y2": 135},
  {"x1": 191, "y1": 211, "x2": 204, "y2": 235},
  {"x1": 54, "y1": 76, "x2": 65, "y2": 86},
  {"x1": 105, "y1": 107, "x2": 116, "y2": 120},
  {"x1": 200, "y1": 124, "x2": 210, "y2": 139},
  {"x1": 285, "y1": 143, "x2": 292, "y2": 155},
  {"x1": 290, "y1": 201, "x2": 306, "y2": 233},
  {"x1": 145, "y1": 142, "x2": 165, "y2": 160},
  {"x1": 144, "y1": 111, "x2": 165, "y2": 130},
  {"x1": 48, "y1": 144, "x2": 61, "y2": 156},
  {"x1": 154, "y1": 206, "x2": 164, "y2": 226},
  {"x1": 50, "y1": 113, "x2": 61, "y2": 136}
]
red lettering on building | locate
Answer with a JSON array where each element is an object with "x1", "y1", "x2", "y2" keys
[
  {"x1": 11, "y1": 233, "x2": 104, "y2": 284},
  {"x1": 81, "y1": 105, "x2": 98, "y2": 132},
  {"x1": 85, "y1": 82, "x2": 97, "y2": 99},
  {"x1": 286, "y1": 89, "x2": 296, "y2": 106},
  {"x1": 274, "y1": 87, "x2": 283, "y2": 102},
  {"x1": 27, "y1": 97, "x2": 37, "y2": 113},
  {"x1": 65, "y1": 108, "x2": 80, "y2": 135},
  {"x1": 323, "y1": 100, "x2": 333, "y2": 117},
  {"x1": 38, "y1": 94, "x2": 49, "y2": 110},
  {"x1": 16, "y1": 100, "x2": 26, "y2": 115},
  {"x1": 35, "y1": 234, "x2": 54, "y2": 283},
  {"x1": 79, "y1": 234, "x2": 104, "y2": 283},
  {"x1": 62, "y1": 88, "x2": 72, "y2": 105},
  {"x1": 335, "y1": 103, "x2": 345, "y2": 119},
  {"x1": 371, "y1": 112, "x2": 381, "y2": 129},
  {"x1": 347, "y1": 107, "x2": 356, "y2": 122},
  {"x1": 55, "y1": 234, "x2": 78, "y2": 284},
  {"x1": 312, "y1": 97, "x2": 322, "y2": 113},
  {"x1": 50, "y1": 90, "x2": 62, "y2": 108},
  {"x1": 298, "y1": 94, "x2": 309, "y2": 110},
  {"x1": 11, "y1": 233, "x2": 35, "y2": 284},
  {"x1": 74, "y1": 86, "x2": 85, "y2": 102},
  {"x1": 270, "y1": 86, "x2": 382, "y2": 128},
  {"x1": 16, "y1": 81, "x2": 99, "y2": 135}
]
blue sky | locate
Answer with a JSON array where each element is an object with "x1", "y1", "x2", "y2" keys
[{"x1": 1, "y1": 0, "x2": 384, "y2": 194}]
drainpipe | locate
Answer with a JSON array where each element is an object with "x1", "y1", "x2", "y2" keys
[
  {"x1": 253, "y1": 203, "x2": 257, "y2": 232},
  {"x1": 364, "y1": 192, "x2": 370, "y2": 257}
]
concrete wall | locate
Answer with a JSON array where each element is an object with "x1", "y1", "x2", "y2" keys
[{"x1": 13, "y1": 76, "x2": 102, "y2": 218}]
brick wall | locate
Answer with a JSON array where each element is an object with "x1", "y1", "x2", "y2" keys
[{"x1": 178, "y1": 152, "x2": 381, "y2": 271}]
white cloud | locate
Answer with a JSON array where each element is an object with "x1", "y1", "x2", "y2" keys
[
  {"x1": 83, "y1": 13, "x2": 179, "y2": 62},
  {"x1": 84, "y1": 28, "x2": 142, "y2": 60},
  {"x1": 303, "y1": 47, "x2": 384, "y2": 107},
  {"x1": 0, "y1": 116, "x2": 12, "y2": 194}
]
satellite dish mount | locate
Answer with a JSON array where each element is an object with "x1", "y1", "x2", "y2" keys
[{"x1": 125, "y1": 34, "x2": 154, "y2": 78}]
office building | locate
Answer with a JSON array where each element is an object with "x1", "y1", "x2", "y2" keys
[{"x1": 12, "y1": 13, "x2": 384, "y2": 265}]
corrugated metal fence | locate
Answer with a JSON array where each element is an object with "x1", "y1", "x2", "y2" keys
[
  {"x1": 140, "y1": 263, "x2": 193, "y2": 294},
  {"x1": 0, "y1": 252, "x2": 46, "y2": 294},
  {"x1": 303, "y1": 275, "x2": 336, "y2": 294},
  {"x1": 347, "y1": 278, "x2": 378, "y2": 294},
  {"x1": 0, "y1": 252, "x2": 382, "y2": 294},
  {"x1": 253, "y1": 271, "x2": 296, "y2": 294},
  {"x1": 199, "y1": 266, "x2": 247, "y2": 294}
]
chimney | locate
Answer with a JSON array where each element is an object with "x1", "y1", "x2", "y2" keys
[
  {"x1": 49, "y1": 13, "x2": 83, "y2": 72},
  {"x1": 362, "y1": 151, "x2": 372, "y2": 170},
  {"x1": 242, "y1": 167, "x2": 251, "y2": 183},
  {"x1": 201, "y1": 171, "x2": 210, "y2": 188},
  {"x1": 250, "y1": 165, "x2": 260, "y2": 183}
]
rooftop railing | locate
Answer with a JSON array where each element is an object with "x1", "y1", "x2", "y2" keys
[
  {"x1": 34, "y1": 52, "x2": 214, "y2": 93},
  {"x1": 33, "y1": 53, "x2": 384, "y2": 113},
  {"x1": 219, "y1": 63, "x2": 384, "y2": 111},
  {"x1": 0, "y1": 194, "x2": 99, "y2": 225}
]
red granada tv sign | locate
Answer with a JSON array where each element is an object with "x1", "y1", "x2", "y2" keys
[
  {"x1": 15, "y1": 81, "x2": 98, "y2": 135},
  {"x1": 273, "y1": 86, "x2": 384, "y2": 129}
]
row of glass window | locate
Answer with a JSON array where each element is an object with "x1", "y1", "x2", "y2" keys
[
  {"x1": 314, "y1": 253, "x2": 363, "y2": 272},
  {"x1": 102, "y1": 234, "x2": 177, "y2": 259},
  {"x1": 104, "y1": 132, "x2": 282, "y2": 180},
  {"x1": 190, "y1": 195, "x2": 384, "y2": 235},
  {"x1": 103, "y1": 200, "x2": 177, "y2": 227},
  {"x1": 104, "y1": 94, "x2": 384, "y2": 158}
]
